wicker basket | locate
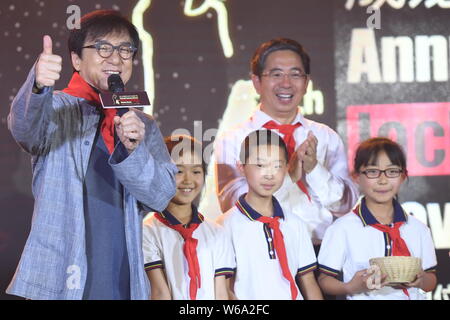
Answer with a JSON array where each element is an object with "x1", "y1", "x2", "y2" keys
[{"x1": 369, "y1": 256, "x2": 422, "y2": 284}]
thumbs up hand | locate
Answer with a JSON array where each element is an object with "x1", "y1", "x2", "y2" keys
[{"x1": 35, "y1": 35, "x2": 63, "y2": 89}]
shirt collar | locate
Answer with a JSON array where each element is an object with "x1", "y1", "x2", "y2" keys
[
  {"x1": 250, "y1": 105, "x2": 307, "y2": 129},
  {"x1": 356, "y1": 197, "x2": 408, "y2": 227},
  {"x1": 160, "y1": 205, "x2": 204, "y2": 226},
  {"x1": 236, "y1": 193, "x2": 284, "y2": 221}
]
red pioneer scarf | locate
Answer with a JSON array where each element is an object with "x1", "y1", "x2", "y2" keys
[
  {"x1": 257, "y1": 215, "x2": 298, "y2": 300},
  {"x1": 154, "y1": 212, "x2": 202, "y2": 300},
  {"x1": 263, "y1": 120, "x2": 311, "y2": 201},
  {"x1": 62, "y1": 72, "x2": 117, "y2": 154},
  {"x1": 353, "y1": 204, "x2": 411, "y2": 298}
]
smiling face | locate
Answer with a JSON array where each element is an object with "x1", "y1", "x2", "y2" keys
[
  {"x1": 252, "y1": 49, "x2": 309, "y2": 120},
  {"x1": 355, "y1": 151, "x2": 406, "y2": 207},
  {"x1": 71, "y1": 31, "x2": 133, "y2": 92},
  {"x1": 239, "y1": 144, "x2": 288, "y2": 199},
  {"x1": 170, "y1": 151, "x2": 205, "y2": 207}
]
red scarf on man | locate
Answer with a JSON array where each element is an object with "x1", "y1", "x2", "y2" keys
[
  {"x1": 353, "y1": 204, "x2": 411, "y2": 298},
  {"x1": 154, "y1": 212, "x2": 202, "y2": 300},
  {"x1": 263, "y1": 120, "x2": 311, "y2": 201},
  {"x1": 62, "y1": 72, "x2": 117, "y2": 154}
]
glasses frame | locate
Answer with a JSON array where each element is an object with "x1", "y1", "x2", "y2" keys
[
  {"x1": 82, "y1": 41, "x2": 137, "y2": 60},
  {"x1": 260, "y1": 70, "x2": 308, "y2": 82},
  {"x1": 359, "y1": 168, "x2": 404, "y2": 179}
]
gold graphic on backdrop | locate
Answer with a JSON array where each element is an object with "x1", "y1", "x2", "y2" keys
[{"x1": 132, "y1": 0, "x2": 234, "y2": 114}]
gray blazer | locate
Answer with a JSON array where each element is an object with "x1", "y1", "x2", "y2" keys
[{"x1": 6, "y1": 66, "x2": 177, "y2": 300}]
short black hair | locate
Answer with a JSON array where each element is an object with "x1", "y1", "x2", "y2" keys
[
  {"x1": 251, "y1": 38, "x2": 310, "y2": 77},
  {"x1": 164, "y1": 135, "x2": 206, "y2": 175},
  {"x1": 239, "y1": 130, "x2": 289, "y2": 164},
  {"x1": 68, "y1": 10, "x2": 139, "y2": 60},
  {"x1": 354, "y1": 137, "x2": 408, "y2": 177}
]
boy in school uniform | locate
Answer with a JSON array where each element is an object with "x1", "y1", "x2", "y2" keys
[
  {"x1": 143, "y1": 135, "x2": 234, "y2": 300},
  {"x1": 217, "y1": 130, "x2": 323, "y2": 300}
]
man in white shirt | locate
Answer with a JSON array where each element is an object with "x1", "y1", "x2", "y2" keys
[{"x1": 214, "y1": 38, "x2": 359, "y2": 244}]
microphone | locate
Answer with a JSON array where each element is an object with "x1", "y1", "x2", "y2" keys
[
  {"x1": 107, "y1": 74, "x2": 126, "y2": 116},
  {"x1": 100, "y1": 73, "x2": 151, "y2": 143},
  {"x1": 108, "y1": 73, "x2": 125, "y2": 93},
  {"x1": 105, "y1": 74, "x2": 136, "y2": 142}
]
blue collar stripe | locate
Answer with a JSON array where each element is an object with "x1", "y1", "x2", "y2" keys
[
  {"x1": 359, "y1": 197, "x2": 408, "y2": 227},
  {"x1": 160, "y1": 205, "x2": 203, "y2": 226},
  {"x1": 236, "y1": 199, "x2": 256, "y2": 221},
  {"x1": 236, "y1": 194, "x2": 285, "y2": 221},
  {"x1": 358, "y1": 204, "x2": 368, "y2": 226},
  {"x1": 392, "y1": 200, "x2": 408, "y2": 223}
]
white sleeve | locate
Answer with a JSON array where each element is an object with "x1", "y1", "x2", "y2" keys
[
  {"x1": 213, "y1": 224, "x2": 236, "y2": 278},
  {"x1": 317, "y1": 221, "x2": 347, "y2": 278},
  {"x1": 296, "y1": 220, "x2": 318, "y2": 276},
  {"x1": 305, "y1": 130, "x2": 359, "y2": 216},
  {"x1": 142, "y1": 217, "x2": 164, "y2": 270},
  {"x1": 420, "y1": 226, "x2": 438, "y2": 272}
]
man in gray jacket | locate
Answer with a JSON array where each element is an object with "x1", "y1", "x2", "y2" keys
[{"x1": 7, "y1": 10, "x2": 177, "y2": 300}]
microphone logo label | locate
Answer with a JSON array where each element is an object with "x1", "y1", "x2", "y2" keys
[{"x1": 100, "y1": 92, "x2": 151, "y2": 109}]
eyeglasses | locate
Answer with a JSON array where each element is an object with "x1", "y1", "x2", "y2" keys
[
  {"x1": 261, "y1": 70, "x2": 308, "y2": 82},
  {"x1": 360, "y1": 168, "x2": 403, "y2": 179},
  {"x1": 82, "y1": 41, "x2": 137, "y2": 60}
]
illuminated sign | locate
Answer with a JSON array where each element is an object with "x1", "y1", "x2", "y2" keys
[
  {"x1": 346, "y1": 102, "x2": 450, "y2": 176},
  {"x1": 347, "y1": 29, "x2": 449, "y2": 83},
  {"x1": 183, "y1": 0, "x2": 234, "y2": 58},
  {"x1": 345, "y1": 0, "x2": 450, "y2": 10},
  {"x1": 132, "y1": 0, "x2": 155, "y2": 114}
]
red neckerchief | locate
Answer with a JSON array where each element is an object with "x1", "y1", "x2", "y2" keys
[
  {"x1": 257, "y1": 215, "x2": 298, "y2": 300},
  {"x1": 353, "y1": 204, "x2": 411, "y2": 298},
  {"x1": 263, "y1": 120, "x2": 311, "y2": 201},
  {"x1": 235, "y1": 196, "x2": 298, "y2": 300},
  {"x1": 154, "y1": 212, "x2": 202, "y2": 300},
  {"x1": 62, "y1": 72, "x2": 117, "y2": 154}
]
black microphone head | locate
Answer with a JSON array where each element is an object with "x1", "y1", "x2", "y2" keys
[{"x1": 107, "y1": 74, "x2": 125, "y2": 93}]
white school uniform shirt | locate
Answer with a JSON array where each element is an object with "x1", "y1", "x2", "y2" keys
[
  {"x1": 213, "y1": 107, "x2": 359, "y2": 242},
  {"x1": 318, "y1": 198, "x2": 437, "y2": 300},
  {"x1": 216, "y1": 195, "x2": 317, "y2": 300},
  {"x1": 142, "y1": 208, "x2": 235, "y2": 300}
]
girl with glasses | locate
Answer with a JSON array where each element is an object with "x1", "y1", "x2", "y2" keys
[{"x1": 317, "y1": 137, "x2": 437, "y2": 300}]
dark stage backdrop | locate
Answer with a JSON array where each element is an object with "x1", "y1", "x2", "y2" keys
[{"x1": 0, "y1": 0, "x2": 448, "y2": 300}]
